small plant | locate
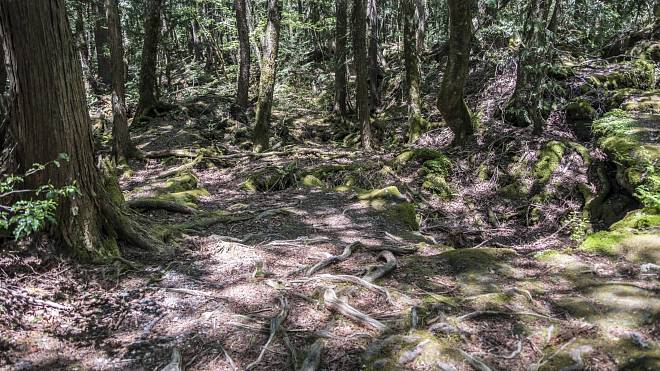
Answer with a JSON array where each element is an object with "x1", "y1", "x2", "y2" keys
[
  {"x1": 565, "y1": 211, "x2": 589, "y2": 243},
  {"x1": 0, "y1": 153, "x2": 78, "y2": 240}
]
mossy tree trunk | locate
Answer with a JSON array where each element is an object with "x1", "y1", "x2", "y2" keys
[
  {"x1": 136, "y1": 0, "x2": 163, "y2": 120},
  {"x1": 94, "y1": 0, "x2": 112, "y2": 89},
  {"x1": 234, "y1": 0, "x2": 251, "y2": 122},
  {"x1": 333, "y1": 0, "x2": 348, "y2": 119},
  {"x1": 354, "y1": 0, "x2": 373, "y2": 150},
  {"x1": 404, "y1": 0, "x2": 425, "y2": 143},
  {"x1": 367, "y1": 0, "x2": 380, "y2": 111},
  {"x1": 438, "y1": 0, "x2": 475, "y2": 145},
  {"x1": 252, "y1": 0, "x2": 281, "y2": 153},
  {"x1": 106, "y1": 0, "x2": 138, "y2": 162},
  {"x1": 503, "y1": 0, "x2": 554, "y2": 135},
  {"x1": 0, "y1": 0, "x2": 159, "y2": 261}
]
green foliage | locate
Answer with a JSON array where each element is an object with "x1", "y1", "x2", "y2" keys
[{"x1": 0, "y1": 154, "x2": 78, "y2": 240}]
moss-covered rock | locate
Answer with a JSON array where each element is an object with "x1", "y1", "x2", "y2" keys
[
  {"x1": 438, "y1": 247, "x2": 517, "y2": 274},
  {"x1": 384, "y1": 202, "x2": 419, "y2": 230},
  {"x1": 158, "y1": 188, "x2": 210, "y2": 206},
  {"x1": 243, "y1": 165, "x2": 297, "y2": 192},
  {"x1": 164, "y1": 172, "x2": 198, "y2": 193},
  {"x1": 622, "y1": 91, "x2": 660, "y2": 114},
  {"x1": 392, "y1": 148, "x2": 446, "y2": 167},
  {"x1": 357, "y1": 186, "x2": 407, "y2": 202},
  {"x1": 421, "y1": 174, "x2": 453, "y2": 199},
  {"x1": 586, "y1": 60, "x2": 656, "y2": 91},
  {"x1": 301, "y1": 174, "x2": 325, "y2": 188},
  {"x1": 533, "y1": 141, "x2": 566, "y2": 185},
  {"x1": 566, "y1": 100, "x2": 597, "y2": 140}
]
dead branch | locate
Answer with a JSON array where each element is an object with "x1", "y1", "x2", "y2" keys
[
  {"x1": 160, "y1": 348, "x2": 183, "y2": 371},
  {"x1": 312, "y1": 274, "x2": 392, "y2": 303},
  {"x1": 127, "y1": 198, "x2": 197, "y2": 214},
  {"x1": 398, "y1": 339, "x2": 430, "y2": 365},
  {"x1": 363, "y1": 251, "x2": 397, "y2": 283},
  {"x1": 322, "y1": 288, "x2": 388, "y2": 331},
  {"x1": 306, "y1": 242, "x2": 361, "y2": 276},
  {"x1": 246, "y1": 297, "x2": 290, "y2": 370},
  {"x1": 459, "y1": 350, "x2": 492, "y2": 371},
  {"x1": 299, "y1": 339, "x2": 323, "y2": 371}
]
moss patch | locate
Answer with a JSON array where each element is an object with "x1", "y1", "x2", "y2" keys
[
  {"x1": 164, "y1": 172, "x2": 198, "y2": 193},
  {"x1": 362, "y1": 331, "x2": 462, "y2": 371},
  {"x1": 533, "y1": 141, "x2": 566, "y2": 185},
  {"x1": 357, "y1": 186, "x2": 406, "y2": 202},
  {"x1": 384, "y1": 202, "x2": 419, "y2": 231},
  {"x1": 243, "y1": 165, "x2": 297, "y2": 192}
]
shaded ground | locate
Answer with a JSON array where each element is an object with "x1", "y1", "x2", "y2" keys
[{"x1": 1, "y1": 59, "x2": 659, "y2": 370}]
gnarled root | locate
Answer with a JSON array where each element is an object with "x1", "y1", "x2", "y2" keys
[
  {"x1": 300, "y1": 339, "x2": 323, "y2": 371},
  {"x1": 127, "y1": 198, "x2": 196, "y2": 214},
  {"x1": 363, "y1": 251, "x2": 397, "y2": 283},
  {"x1": 322, "y1": 288, "x2": 388, "y2": 331},
  {"x1": 306, "y1": 242, "x2": 361, "y2": 276}
]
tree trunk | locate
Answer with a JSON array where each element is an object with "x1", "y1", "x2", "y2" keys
[
  {"x1": 404, "y1": 0, "x2": 425, "y2": 143},
  {"x1": 438, "y1": 0, "x2": 475, "y2": 145},
  {"x1": 354, "y1": 0, "x2": 372, "y2": 149},
  {"x1": 0, "y1": 0, "x2": 134, "y2": 260},
  {"x1": 234, "y1": 0, "x2": 251, "y2": 121},
  {"x1": 106, "y1": 0, "x2": 138, "y2": 162},
  {"x1": 367, "y1": 0, "x2": 380, "y2": 110},
  {"x1": 94, "y1": 0, "x2": 112, "y2": 89},
  {"x1": 252, "y1": 0, "x2": 281, "y2": 153},
  {"x1": 415, "y1": 0, "x2": 427, "y2": 53},
  {"x1": 333, "y1": 0, "x2": 348, "y2": 118},
  {"x1": 136, "y1": 0, "x2": 163, "y2": 119},
  {"x1": 503, "y1": 0, "x2": 553, "y2": 134}
]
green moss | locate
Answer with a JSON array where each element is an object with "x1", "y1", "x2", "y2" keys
[
  {"x1": 392, "y1": 148, "x2": 446, "y2": 167},
  {"x1": 301, "y1": 174, "x2": 325, "y2": 188},
  {"x1": 533, "y1": 141, "x2": 566, "y2": 184},
  {"x1": 566, "y1": 100, "x2": 597, "y2": 122},
  {"x1": 357, "y1": 186, "x2": 406, "y2": 202},
  {"x1": 422, "y1": 174, "x2": 453, "y2": 199},
  {"x1": 421, "y1": 157, "x2": 452, "y2": 178},
  {"x1": 242, "y1": 165, "x2": 297, "y2": 192},
  {"x1": 164, "y1": 172, "x2": 198, "y2": 193},
  {"x1": 580, "y1": 230, "x2": 628, "y2": 255},
  {"x1": 384, "y1": 202, "x2": 419, "y2": 230},
  {"x1": 610, "y1": 209, "x2": 660, "y2": 230},
  {"x1": 622, "y1": 91, "x2": 660, "y2": 114},
  {"x1": 362, "y1": 331, "x2": 462, "y2": 371},
  {"x1": 159, "y1": 188, "x2": 210, "y2": 206},
  {"x1": 499, "y1": 180, "x2": 530, "y2": 199}
]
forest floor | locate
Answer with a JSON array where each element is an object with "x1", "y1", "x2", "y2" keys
[{"x1": 1, "y1": 61, "x2": 659, "y2": 370}]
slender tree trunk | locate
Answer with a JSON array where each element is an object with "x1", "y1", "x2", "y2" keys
[
  {"x1": 136, "y1": 0, "x2": 163, "y2": 119},
  {"x1": 74, "y1": 5, "x2": 94, "y2": 91},
  {"x1": 367, "y1": 0, "x2": 380, "y2": 110},
  {"x1": 252, "y1": 0, "x2": 281, "y2": 153},
  {"x1": 234, "y1": 0, "x2": 251, "y2": 121},
  {"x1": 415, "y1": 0, "x2": 426, "y2": 53},
  {"x1": 334, "y1": 0, "x2": 348, "y2": 118},
  {"x1": 404, "y1": 0, "x2": 425, "y2": 143},
  {"x1": 438, "y1": 0, "x2": 475, "y2": 145},
  {"x1": 106, "y1": 0, "x2": 138, "y2": 162},
  {"x1": 503, "y1": 0, "x2": 553, "y2": 134},
  {"x1": 94, "y1": 0, "x2": 112, "y2": 89},
  {"x1": 354, "y1": 0, "x2": 372, "y2": 149}
]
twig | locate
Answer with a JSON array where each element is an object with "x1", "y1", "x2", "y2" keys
[{"x1": 246, "y1": 297, "x2": 289, "y2": 370}]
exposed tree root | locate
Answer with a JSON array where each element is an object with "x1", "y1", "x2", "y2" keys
[
  {"x1": 161, "y1": 348, "x2": 183, "y2": 371},
  {"x1": 459, "y1": 349, "x2": 493, "y2": 371},
  {"x1": 300, "y1": 339, "x2": 323, "y2": 371},
  {"x1": 363, "y1": 251, "x2": 397, "y2": 283},
  {"x1": 367, "y1": 245, "x2": 418, "y2": 255},
  {"x1": 398, "y1": 339, "x2": 430, "y2": 365},
  {"x1": 309, "y1": 274, "x2": 392, "y2": 303},
  {"x1": 322, "y1": 288, "x2": 388, "y2": 331},
  {"x1": 101, "y1": 203, "x2": 164, "y2": 252},
  {"x1": 174, "y1": 212, "x2": 254, "y2": 232},
  {"x1": 246, "y1": 297, "x2": 289, "y2": 370},
  {"x1": 127, "y1": 198, "x2": 197, "y2": 214},
  {"x1": 157, "y1": 154, "x2": 204, "y2": 179},
  {"x1": 305, "y1": 242, "x2": 361, "y2": 276},
  {"x1": 457, "y1": 310, "x2": 557, "y2": 321}
]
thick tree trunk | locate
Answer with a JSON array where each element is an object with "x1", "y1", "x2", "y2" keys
[
  {"x1": 94, "y1": 0, "x2": 112, "y2": 89},
  {"x1": 367, "y1": 0, "x2": 380, "y2": 110},
  {"x1": 0, "y1": 0, "x2": 119, "y2": 259},
  {"x1": 503, "y1": 0, "x2": 552, "y2": 134},
  {"x1": 333, "y1": 0, "x2": 348, "y2": 118},
  {"x1": 404, "y1": 0, "x2": 425, "y2": 143},
  {"x1": 136, "y1": 0, "x2": 163, "y2": 119},
  {"x1": 234, "y1": 0, "x2": 251, "y2": 121},
  {"x1": 106, "y1": 0, "x2": 138, "y2": 162},
  {"x1": 354, "y1": 0, "x2": 372, "y2": 149},
  {"x1": 438, "y1": 0, "x2": 475, "y2": 145},
  {"x1": 252, "y1": 0, "x2": 281, "y2": 153}
]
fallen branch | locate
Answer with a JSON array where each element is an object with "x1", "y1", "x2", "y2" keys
[
  {"x1": 306, "y1": 242, "x2": 361, "y2": 276},
  {"x1": 398, "y1": 339, "x2": 430, "y2": 365},
  {"x1": 322, "y1": 288, "x2": 388, "y2": 331},
  {"x1": 363, "y1": 251, "x2": 397, "y2": 283},
  {"x1": 459, "y1": 349, "x2": 492, "y2": 371},
  {"x1": 299, "y1": 339, "x2": 323, "y2": 371},
  {"x1": 458, "y1": 310, "x2": 557, "y2": 321},
  {"x1": 246, "y1": 297, "x2": 290, "y2": 370},
  {"x1": 160, "y1": 348, "x2": 183, "y2": 371},
  {"x1": 127, "y1": 198, "x2": 197, "y2": 214}
]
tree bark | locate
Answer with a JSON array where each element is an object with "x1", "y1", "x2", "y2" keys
[
  {"x1": 438, "y1": 0, "x2": 475, "y2": 145},
  {"x1": 354, "y1": 0, "x2": 372, "y2": 149},
  {"x1": 106, "y1": 0, "x2": 138, "y2": 162},
  {"x1": 333, "y1": 0, "x2": 348, "y2": 118},
  {"x1": 234, "y1": 0, "x2": 251, "y2": 121},
  {"x1": 404, "y1": 0, "x2": 425, "y2": 143},
  {"x1": 415, "y1": 0, "x2": 427, "y2": 53},
  {"x1": 252, "y1": 0, "x2": 281, "y2": 153},
  {"x1": 136, "y1": 0, "x2": 163, "y2": 119},
  {"x1": 0, "y1": 0, "x2": 121, "y2": 259},
  {"x1": 94, "y1": 0, "x2": 112, "y2": 89},
  {"x1": 503, "y1": 0, "x2": 553, "y2": 134},
  {"x1": 367, "y1": 0, "x2": 380, "y2": 110}
]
